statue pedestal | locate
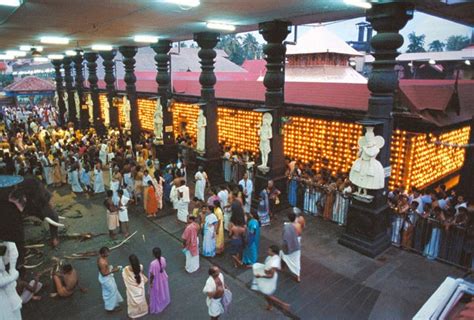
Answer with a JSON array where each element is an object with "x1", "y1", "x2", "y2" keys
[
  {"x1": 155, "y1": 143, "x2": 178, "y2": 167},
  {"x1": 338, "y1": 197, "x2": 391, "y2": 258}
]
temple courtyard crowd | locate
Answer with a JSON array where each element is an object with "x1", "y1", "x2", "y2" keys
[{"x1": 0, "y1": 102, "x2": 473, "y2": 319}]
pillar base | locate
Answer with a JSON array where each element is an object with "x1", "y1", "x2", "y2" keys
[
  {"x1": 338, "y1": 200, "x2": 391, "y2": 258},
  {"x1": 155, "y1": 143, "x2": 179, "y2": 167},
  {"x1": 196, "y1": 155, "x2": 224, "y2": 186}
]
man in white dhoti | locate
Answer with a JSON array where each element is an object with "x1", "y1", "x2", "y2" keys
[
  {"x1": 39, "y1": 152, "x2": 53, "y2": 185},
  {"x1": 280, "y1": 211, "x2": 301, "y2": 282},
  {"x1": 69, "y1": 166, "x2": 83, "y2": 193},
  {"x1": 252, "y1": 245, "x2": 289, "y2": 311},
  {"x1": 181, "y1": 215, "x2": 200, "y2": 273},
  {"x1": 97, "y1": 247, "x2": 123, "y2": 312},
  {"x1": 203, "y1": 266, "x2": 225, "y2": 319},
  {"x1": 94, "y1": 162, "x2": 105, "y2": 194},
  {"x1": 114, "y1": 189, "x2": 130, "y2": 237},
  {"x1": 239, "y1": 172, "x2": 253, "y2": 213},
  {"x1": 177, "y1": 180, "x2": 190, "y2": 223},
  {"x1": 194, "y1": 166, "x2": 207, "y2": 201}
]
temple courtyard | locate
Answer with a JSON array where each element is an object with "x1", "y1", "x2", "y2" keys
[{"x1": 21, "y1": 178, "x2": 468, "y2": 320}]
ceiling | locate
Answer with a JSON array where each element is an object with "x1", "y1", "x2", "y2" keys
[{"x1": 0, "y1": 0, "x2": 472, "y2": 55}]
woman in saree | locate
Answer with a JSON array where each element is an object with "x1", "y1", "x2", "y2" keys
[
  {"x1": 202, "y1": 206, "x2": 218, "y2": 257},
  {"x1": 122, "y1": 254, "x2": 148, "y2": 319}
]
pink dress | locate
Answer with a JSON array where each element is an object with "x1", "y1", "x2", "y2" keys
[{"x1": 148, "y1": 257, "x2": 171, "y2": 314}]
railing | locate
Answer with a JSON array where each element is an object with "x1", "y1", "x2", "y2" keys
[
  {"x1": 222, "y1": 158, "x2": 255, "y2": 184},
  {"x1": 390, "y1": 213, "x2": 473, "y2": 269}
]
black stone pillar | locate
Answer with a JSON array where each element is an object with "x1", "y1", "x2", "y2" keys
[
  {"x1": 254, "y1": 20, "x2": 291, "y2": 208},
  {"x1": 194, "y1": 32, "x2": 222, "y2": 183},
  {"x1": 100, "y1": 50, "x2": 118, "y2": 128},
  {"x1": 63, "y1": 57, "x2": 77, "y2": 127},
  {"x1": 51, "y1": 59, "x2": 66, "y2": 126},
  {"x1": 458, "y1": 116, "x2": 474, "y2": 202},
  {"x1": 84, "y1": 52, "x2": 101, "y2": 129},
  {"x1": 73, "y1": 51, "x2": 87, "y2": 129},
  {"x1": 151, "y1": 39, "x2": 177, "y2": 164},
  {"x1": 118, "y1": 46, "x2": 140, "y2": 143},
  {"x1": 339, "y1": 2, "x2": 414, "y2": 257}
]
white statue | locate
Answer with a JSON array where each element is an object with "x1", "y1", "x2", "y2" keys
[
  {"x1": 53, "y1": 91, "x2": 59, "y2": 109},
  {"x1": 349, "y1": 126, "x2": 385, "y2": 196},
  {"x1": 258, "y1": 112, "x2": 273, "y2": 173},
  {"x1": 86, "y1": 94, "x2": 94, "y2": 125},
  {"x1": 63, "y1": 91, "x2": 69, "y2": 122},
  {"x1": 196, "y1": 109, "x2": 207, "y2": 154},
  {"x1": 122, "y1": 95, "x2": 131, "y2": 130},
  {"x1": 0, "y1": 242, "x2": 22, "y2": 320},
  {"x1": 74, "y1": 91, "x2": 81, "y2": 121},
  {"x1": 103, "y1": 97, "x2": 110, "y2": 127},
  {"x1": 153, "y1": 97, "x2": 164, "y2": 145}
]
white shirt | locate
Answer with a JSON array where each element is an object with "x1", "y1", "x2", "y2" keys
[
  {"x1": 178, "y1": 185, "x2": 190, "y2": 203},
  {"x1": 239, "y1": 178, "x2": 253, "y2": 197},
  {"x1": 217, "y1": 190, "x2": 229, "y2": 208}
]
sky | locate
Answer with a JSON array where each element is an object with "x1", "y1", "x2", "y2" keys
[{"x1": 244, "y1": 11, "x2": 472, "y2": 52}]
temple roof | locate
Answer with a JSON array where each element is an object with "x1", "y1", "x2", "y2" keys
[
  {"x1": 397, "y1": 47, "x2": 474, "y2": 62},
  {"x1": 286, "y1": 25, "x2": 363, "y2": 57},
  {"x1": 3, "y1": 76, "x2": 55, "y2": 92}
]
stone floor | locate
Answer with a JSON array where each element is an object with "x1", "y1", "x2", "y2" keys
[{"x1": 20, "y1": 180, "x2": 468, "y2": 320}]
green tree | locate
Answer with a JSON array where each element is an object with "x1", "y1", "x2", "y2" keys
[
  {"x1": 242, "y1": 33, "x2": 261, "y2": 60},
  {"x1": 446, "y1": 35, "x2": 470, "y2": 51},
  {"x1": 406, "y1": 32, "x2": 426, "y2": 53},
  {"x1": 216, "y1": 34, "x2": 245, "y2": 65},
  {"x1": 428, "y1": 40, "x2": 445, "y2": 52}
]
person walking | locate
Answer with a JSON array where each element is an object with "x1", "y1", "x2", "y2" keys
[
  {"x1": 243, "y1": 211, "x2": 261, "y2": 266},
  {"x1": 148, "y1": 247, "x2": 170, "y2": 314},
  {"x1": 202, "y1": 206, "x2": 218, "y2": 257},
  {"x1": 182, "y1": 215, "x2": 200, "y2": 273},
  {"x1": 203, "y1": 266, "x2": 225, "y2": 320},
  {"x1": 97, "y1": 247, "x2": 123, "y2": 313},
  {"x1": 122, "y1": 254, "x2": 148, "y2": 319}
]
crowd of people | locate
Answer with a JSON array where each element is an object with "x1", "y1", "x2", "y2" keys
[{"x1": 389, "y1": 185, "x2": 474, "y2": 268}]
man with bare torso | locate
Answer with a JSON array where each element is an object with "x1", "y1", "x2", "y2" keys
[
  {"x1": 51, "y1": 264, "x2": 84, "y2": 298},
  {"x1": 97, "y1": 247, "x2": 123, "y2": 312}
]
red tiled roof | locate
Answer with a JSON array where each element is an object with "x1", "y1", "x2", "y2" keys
[
  {"x1": 96, "y1": 78, "x2": 474, "y2": 126},
  {"x1": 4, "y1": 76, "x2": 55, "y2": 92},
  {"x1": 241, "y1": 59, "x2": 266, "y2": 76}
]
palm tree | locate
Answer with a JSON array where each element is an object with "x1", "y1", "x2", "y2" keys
[
  {"x1": 406, "y1": 32, "x2": 426, "y2": 53},
  {"x1": 242, "y1": 33, "x2": 261, "y2": 60},
  {"x1": 428, "y1": 40, "x2": 445, "y2": 52},
  {"x1": 217, "y1": 34, "x2": 245, "y2": 65},
  {"x1": 446, "y1": 35, "x2": 470, "y2": 51}
]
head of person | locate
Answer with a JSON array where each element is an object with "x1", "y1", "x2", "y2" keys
[
  {"x1": 128, "y1": 254, "x2": 142, "y2": 284},
  {"x1": 213, "y1": 200, "x2": 221, "y2": 209},
  {"x1": 208, "y1": 266, "x2": 220, "y2": 279},
  {"x1": 457, "y1": 195, "x2": 465, "y2": 203},
  {"x1": 268, "y1": 245, "x2": 280, "y2": 256},
  {"x1": 99, "y1": 246, "x2": 110, "y2": 257},
  {"x1": 198, "y1": 165, "x2": 203, "y2": 173},
  {"x1": 287, "y1": 212, "x2": 297, "y2": 222},
  {"x1": 208, "y1": 205, "x2": 214, "y2": 212},
  {"x1": 62, "y1": 263, "x2": 73, "y2": 274},
  {"x1": 411, "y1": 201, "x2": 419, "y2": 211},
  {"x1": 187, "y1": 215, "x2": 196, "y2": 224},
  {"x1": 180, "y1": 180, "x2": 186, "y2": 186},
  {"x1": 118, "y1": 189, "x2": 124, "y2": 197},
  {"x1": 243, "y1": 172, "x2": 248, "y2": 180},
  {"x1": 267, "y1": 180, "x2": 274, "y2": 189},
  {"x1": 144, "y1": 169, "x2": 148, "y2": 176},
  {"x1": 152, "y1": 247, "x2": 162, "y2": 261},
  {"x1": 147, "y1": 180, "x2": 153, "y2": 187}
]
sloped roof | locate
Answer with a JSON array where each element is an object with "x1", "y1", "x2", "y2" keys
[
  {"x1": 286, "y1": 25, "x2": 363, "y2": 57},
  {"x1": 4, "y1": 76, "x2": 55, "y2": 92},
  {"x1": 283, "y1": 65, "x2": 367, "y2": 83},
  {"x1": 94, "y1": 47, "x2": 247, "y2": 80},
  {"x1": 241, "y1": 59, "x2": 266, "y2": 76},
  {"x1": 397, "y1": 48, "x2": 474, "y2": 62}
]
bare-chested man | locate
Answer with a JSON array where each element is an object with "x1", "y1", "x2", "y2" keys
[
  {"x1": 228, "y1": 222, "x2": 247, "y2": 268},
  {"x1": 51, "y1": 263, "x2": 85, "y2": 297},
  {"x1": 97, "y1": 247, "x2": 123, "y2": 312}
]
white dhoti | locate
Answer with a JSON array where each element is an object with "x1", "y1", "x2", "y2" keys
[
  {"x1": 43, "y1": 167, "x2": 52, "y2": 185},
  {"x1": 279, "y1": 250, "x2": 301, "y2": 277},
  {"x1": 20, "y1": 280, "x2": 43, "y2": 304},
  {"x1": 185, "y1": 249, "x2": 200, "y2": 273},
  {"x1": 251, "y1": 262, "x2": 278, "y2": 296},
  {"x1": 223, "y1": 208, "x2": 231, "y2": 231},
  {"x1": 177, "y1": 201, "x2": 189, "y2": 222},
  {"x1": 98, "y1": 273, "x2": 124, "y2": 311},
  {"x1": 206, "y1": 297, "x2": 224, "y2": 317}
]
